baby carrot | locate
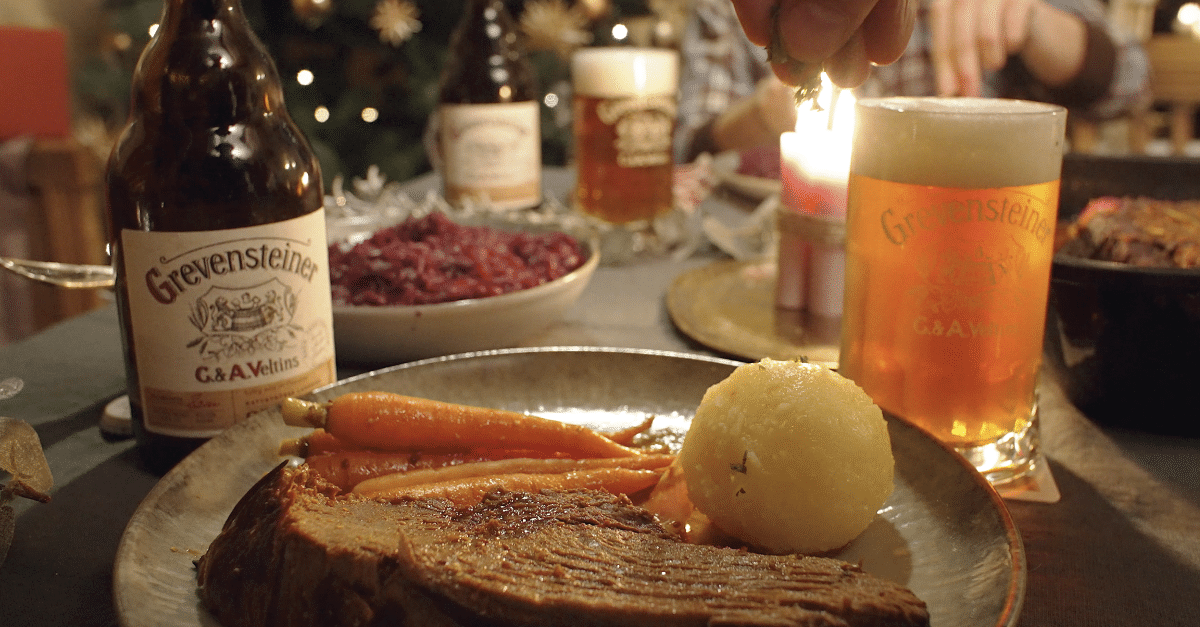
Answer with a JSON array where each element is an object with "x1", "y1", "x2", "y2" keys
[
  {"x1": 368, "y1": 467, "x2": 665, "y2": 507},
  {"x1": 604, "y1": 415, "x2": 655, "y2": 446},
  {"x1": 352, "y1": 453, "x2": 675, "y2": 496},
  {"x1": 302, "y1": 448, "x2": 578, "y2": 491},
  {"x1": 282, "y1": 392, "x2": 643, "y2": 458},
  {"x1": 278, "y1": 429, "x2": 362, "y2": 457}
]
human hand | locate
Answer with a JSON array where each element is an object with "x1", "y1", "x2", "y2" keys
[
  {"x1": 928, "y1": 0, "x2": 1039, "y2": 97},
  {"x1": 730, "y1": 0, "x2": 916, "y2": 88},
  {"x1": 710, "y1": 76, "x2": 799, "y2": 154}
]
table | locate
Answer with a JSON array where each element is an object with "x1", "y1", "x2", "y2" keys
[{"x1": 2, "y1": 171, "x2": 1198, "y2": 627}]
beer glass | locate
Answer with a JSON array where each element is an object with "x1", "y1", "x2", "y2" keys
[
  {"x1": 839, "y1": 97, "x2": 1066, "y2": 485},
  {"x1": 571, "y1": 47, "x2": 678, "y2": 224}
]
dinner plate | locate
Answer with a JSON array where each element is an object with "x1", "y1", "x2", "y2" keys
[
  {"x1": 667, "y1": 259, "x2": 841, "y2": 367},
  {"x1": 112, "y1": 347, "x2": 1023, "y2": 627}
]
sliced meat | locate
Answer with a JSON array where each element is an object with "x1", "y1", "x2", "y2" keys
[{"x1": 196, "y1": 463, "x2": 929, "y2": 627}]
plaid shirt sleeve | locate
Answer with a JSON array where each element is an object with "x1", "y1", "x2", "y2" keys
[{"x1": 674, "y1": 0, "x2": 770, "y2": 162}]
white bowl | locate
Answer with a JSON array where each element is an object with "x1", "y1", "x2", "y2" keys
[{"x1": 327, "y1": 214, "x2": 599, "y2": 365}]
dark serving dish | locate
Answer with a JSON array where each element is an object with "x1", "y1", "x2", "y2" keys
[{"x1": 1045, "y1": 153, "x2": 1200, "y2": 436}]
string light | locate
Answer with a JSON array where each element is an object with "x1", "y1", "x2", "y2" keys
[
  {"x1": 361, "y1": 107, "x2": 379, "y2": 123},
  {"x1": 611, "y1": 23, "x2": 628, "y2": 41},
  {"x1": 314, "y1": 106, "x2": 330, "y2": 123},
  {"x1": 1177, "y1": 3, "x2": 1200, "y2": 36},
  {"x1": 297, "y1": 69, "x2": 314, "y2": 86}
]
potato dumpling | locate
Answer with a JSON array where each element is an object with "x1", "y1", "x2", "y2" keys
[{"x1": 679, "y1": 359, "x2": 893, "y2": 554}]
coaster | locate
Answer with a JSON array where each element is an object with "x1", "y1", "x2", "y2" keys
[
  {"x1": 100, "y1": 395, "x2": 133, "y2": 438},
  {"x1": 996, "y1": 452, "x2": 1060, "y2": 503}
]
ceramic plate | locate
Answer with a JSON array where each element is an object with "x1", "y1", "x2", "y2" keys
[
  {"x1": 326, "y1": 214, "x2": 599, "y2": 365},
  {"x1": 112, "y1": 347, "x2": 1023, "y2": 627},
  {"x1": 667, "y1": 259, "x2": 841, "y2": 367}
]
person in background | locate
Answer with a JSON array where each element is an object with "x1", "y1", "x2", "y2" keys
[
  {"x1": 676, "y1": 0, "x2": 1151, "y2": 162},
  {"x1": 674, "y1": 0, "x2": 798, "y2": 163}
]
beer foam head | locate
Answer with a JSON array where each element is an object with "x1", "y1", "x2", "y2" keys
[
  {"x1": 851, "y1": 97, "x2": 1067, "y2": 187},
  {"x1": 571, "y1": 47, "x2": 679, "y2": 97}
]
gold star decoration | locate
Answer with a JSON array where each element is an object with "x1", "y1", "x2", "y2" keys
[
  {"x1": 371, "y1": 0, "x2": 422, "y2": 47},
  {"x1": 520, "y1": 0, "x2": 592, "y2": 59}
]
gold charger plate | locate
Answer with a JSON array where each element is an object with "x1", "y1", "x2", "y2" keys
[{"x1": 667, "y1": 259, "x2": 841, "y2": 367}]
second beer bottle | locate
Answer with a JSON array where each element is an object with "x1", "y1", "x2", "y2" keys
[{"x1": 437, "y1": 0, "x2": 542, "y2": 210}]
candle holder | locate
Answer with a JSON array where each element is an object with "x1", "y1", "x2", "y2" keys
[{"x1": 775, "y1": 80, "x2": 853, "y2": 317}]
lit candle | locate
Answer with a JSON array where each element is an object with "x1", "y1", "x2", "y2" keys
[{"x1": 776, "y1": 74, "x2": 854, "y2": 316}]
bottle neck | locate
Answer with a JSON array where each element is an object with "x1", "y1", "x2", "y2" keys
[
  {"x1": 130, "y1": 0, "x2": 283, "y2": 124},
  {"x1": 161, "y1": 0, "x2": 245, "y2": 23}
]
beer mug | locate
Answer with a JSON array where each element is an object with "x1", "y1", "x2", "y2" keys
[
  {"x1": 839, "y1": 97, "x2": 1066, "y2": 485},
  {"x1": 571, "y1": 47, "x2": 678, "y2": 224}
]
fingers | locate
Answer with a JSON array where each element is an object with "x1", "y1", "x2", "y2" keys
[
  {"x1": 951, "y1": 0, "x2": 985, "y2": 96},
  {"x1": 929, "y1": 0, "x2": 1040, "y2": 97},
  {"x1": 976, "y1": 0, "x2": 1008, "y2": 70},
  {"x1": 730, "y1": 0, "x2": 777, "y2": 48},
  {"x1": 1002, "y1": 0, "x2": 1038, "y2": 56},
  {"x1": 929, "y1": 0, "x2": 958, "y2": 95},
  {"x1": 732, "y1": 0, "x2": 917, "y2": 89},
  {"x1": 825, "y1": 30, "x2": 872, "y2": 88},
  {"x1": 861, "y1": 0, "x2": 918, "y2": 65},
  {"x1": 733, "y1": 0, "x2": 881, "y2": 65}
]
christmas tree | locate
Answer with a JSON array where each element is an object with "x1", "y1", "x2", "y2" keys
[{"x1": 83, "y1": 0, "x2": 680, "y2": 188}]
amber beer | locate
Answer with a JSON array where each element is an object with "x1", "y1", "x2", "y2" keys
[
  {"x1": 839, "y1": 98, "x2": 1066, "y2": 483},
  {"x1": 571, "y1": 48, "x2": 678, "y2": 224}
]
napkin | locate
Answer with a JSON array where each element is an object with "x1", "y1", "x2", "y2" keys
[{"x1": 0, "y1": 416, "x2": 53, "y2": 567}]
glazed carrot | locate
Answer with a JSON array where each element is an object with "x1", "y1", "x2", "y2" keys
[
  {"x1": 282, "y1": 393, "x2": 642, "y2": 458},
  {"x1": 640, "y1": 458, "x2": 693, "y2": 532},
  {"x1": 367, "y1": 467, "x2": 665, "y2": 507},
  {"x1": 302, "y1": 448, "x2": 578, "y2": 491},
  {"x1": 278, "y1": 429, "x2": 363, "y2": 457},
  {"x1": 604, "y1": 416, "x2": 655, "y2": 446},
  {"x1": 304, "y1": 451, "x2": 421, "y2": 491},
  {"x1": 352, "y1": 453, "x2": 674, "y2": 496}
]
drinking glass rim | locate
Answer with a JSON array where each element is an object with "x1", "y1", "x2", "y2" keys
[{"x1": 856, "y1": 96, "x2": 1065, "y2": 117}]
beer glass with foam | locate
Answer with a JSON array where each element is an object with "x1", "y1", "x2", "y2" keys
[
  {"x1": 839, "y1": 97, "x2": 1066, "y2": 485},
  {"x1": 571, "y1": 47, "x2": 678, "y2": 224}
]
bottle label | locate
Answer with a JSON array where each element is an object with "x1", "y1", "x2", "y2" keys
[
  {"x1": 122, "y1": 211, "x2": 336, "y2": 438},
  {"x1": 440, "y1": 101, "x2": 541, "y2": 209},
  {"x1": 596, "y1": 94, "x2": 676, "y2": 168}
]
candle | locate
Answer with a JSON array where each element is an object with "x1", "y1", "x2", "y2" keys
[{"x1": 776, "y1": 75, "x2": 854, "y2": 316}]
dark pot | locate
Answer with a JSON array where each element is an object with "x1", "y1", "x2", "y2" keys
[{"x1": 1045, "y1": 153, "x2": 1200, "y2": 436}]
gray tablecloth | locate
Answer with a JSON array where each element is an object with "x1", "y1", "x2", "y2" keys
[{"x1": 1, "y1": 172, "x2": 1198, "y2": 627}]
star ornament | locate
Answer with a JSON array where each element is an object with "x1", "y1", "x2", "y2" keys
[
  {"x1": 371, "y1": 0, "x2": 423, "y2": 47},
  {"x1": 520, "y1": 0, "x2": 591, "y2": 58}
]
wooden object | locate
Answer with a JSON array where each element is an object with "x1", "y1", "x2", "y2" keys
[
  {"x1": 25, "y1": 138, "x2": 109, "y2": 330},
  {"x1": 1144, "y1": 35, "x2": 1200, "y2": 155}
]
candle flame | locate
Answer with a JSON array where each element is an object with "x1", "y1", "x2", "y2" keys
[
  {"x1": 794, "y1": 73, "x2": 855, "y2": 136},
  {"x1": 782, "y1": 72, "x2": 855, "y2": 190}
]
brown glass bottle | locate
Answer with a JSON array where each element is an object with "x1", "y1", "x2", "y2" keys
[
  {"x1": 106, "y1": 0, "x2": 337, "y2": 474},
  {"x1": 437, "y1": 0, "x2": 542, "y2": 210}
]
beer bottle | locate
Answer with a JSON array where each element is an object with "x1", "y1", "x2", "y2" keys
[
  {"x1": 106, "y1": 0, "x2": 337, "y2": 473},
  {"x1": 437, "y1": 0, "x2": 542, "y2": 210}
]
